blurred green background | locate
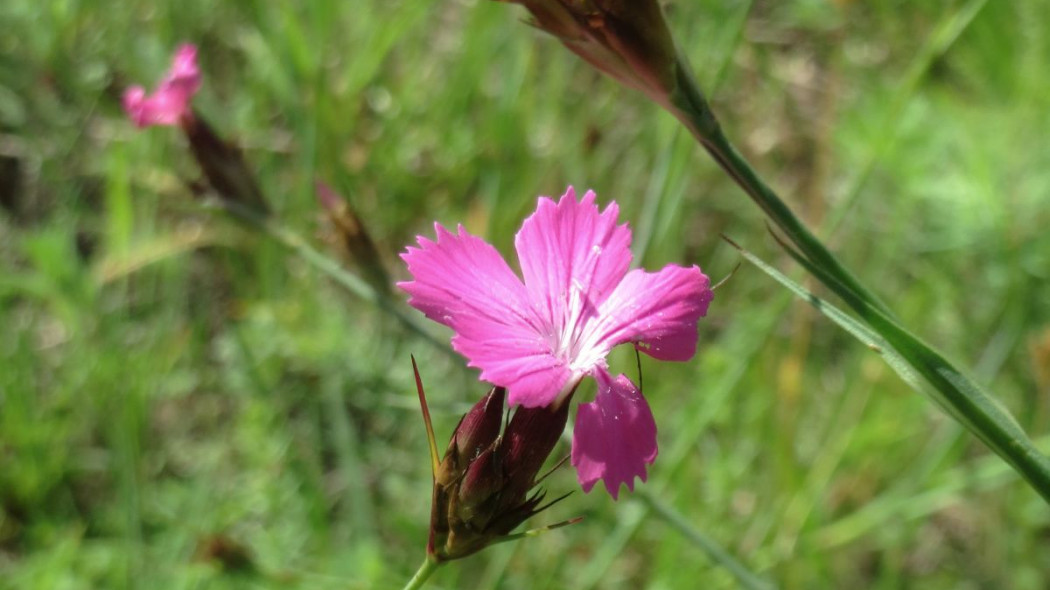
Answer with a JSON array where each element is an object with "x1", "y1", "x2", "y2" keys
[{"x1": 2, "y1": 0, "x2": 1049, "y2": 588}]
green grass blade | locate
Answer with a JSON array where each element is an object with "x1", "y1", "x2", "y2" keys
[
  {"x1": 637, "y1": 491, "x2": 776, "y2": 590},
  {"x1": 726, "y1": 236, "x2": 1050, "y2": 504},
  {"x1": 668, "y1": 73, "x2": 896, "y2": 319},
  {"x1": 825, "y1": 0, "x2": 990, "y2": 235}
]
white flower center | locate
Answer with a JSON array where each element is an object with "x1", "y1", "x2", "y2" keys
[{"x1": 546, "y1": 277, "x2": 608, "y2": 375}]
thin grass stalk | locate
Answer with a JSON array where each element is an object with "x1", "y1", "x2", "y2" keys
[
  {"x1": 646, "y1": 19, "x2": 1050, "y2": 504},
  {"x1": 637, "y1": 491, "x2": 775, "y2": 590},
  {"x1": 666, "y1": 64, "x2": 893, "y2": 318},
  {"x1": 726, "y1": 237, "x2": 1050, "y2": 503},
  {"x1": 207, "y1": 199, "x2": 454, "y2": 359}
]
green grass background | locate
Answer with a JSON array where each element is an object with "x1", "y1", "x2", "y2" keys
[{"x1": 2, "y1": 0, "x2": 1050, "y2": 588}]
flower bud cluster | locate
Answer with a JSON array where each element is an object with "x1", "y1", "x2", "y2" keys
[{"x1": 428, "y1": 387, "x2": 572, "y2": 561}]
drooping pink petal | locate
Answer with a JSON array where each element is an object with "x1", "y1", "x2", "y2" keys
[
  {"x1": 123, "y1": 44, "x2": 201, "y2": 128},
  {"x1": 581, "y1": 264, "x2": 713, "y2": 363},
  {"x1": 399, "y1": 224, "x2": 573, "y2": 407},
  {"x1": 513, "y1": 187, "x2": 632, "y2": 364},
  {"x1": 571, "y1": 369, "x2": 657, "y2": 499}
]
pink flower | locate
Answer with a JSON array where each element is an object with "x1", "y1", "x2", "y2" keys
[
  {"x1": 123, "y1": 44, "x2": 201, "y2": 128},
  {"x1": 399, "y1": 187, "x2": 713, "y2": 498}
]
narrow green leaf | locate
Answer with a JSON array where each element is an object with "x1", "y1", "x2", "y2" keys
[
  {"x1": 726, "y1": 236, "x2": 1050, "y2": 503},
  {"x1": 723, "y1": 235, "x2": 926, "y2": 395},
  {"x1": 637, "y1": 490, "x2": 776, "y2": 590}
]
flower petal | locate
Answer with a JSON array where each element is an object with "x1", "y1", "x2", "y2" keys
[
  {"x1": 398, "y1": 224, "x2": 572, "y2": 407},
  {"x1": 585, "y1": 264, "x2": 712, "y2": 362},
  {"x1": 513, "y1": 187, "x2": 632, "y2": 353},
  {"x1": 400, "y1": 223, "x2": 527, "y2": 324},
  {"x1": 571, "y1": 369, "x2": 657, "y2": 499},
  {"x1": 168, "y1": 44, "x2": 200, "y2": 80},
  {"x1": 453, "y1": 333, "x2": 574, "y2": 408},
  {"x1": 123, "y1": 43, "x2": 201, "y2": 128}
]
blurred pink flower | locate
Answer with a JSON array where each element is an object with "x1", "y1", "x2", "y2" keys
[
  {"x1": 399, "y1": 187, "x2": 713, "y2": 498},
  {"x1": 123, "y1": 44, "x2": 201, "y2": 128}
]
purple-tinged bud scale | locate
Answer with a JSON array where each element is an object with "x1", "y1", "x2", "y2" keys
[
  {"x1": 504, "y1": 0, "x2": 682, "y2": 106},
  {"x1": 421, "y1": 384, "x2": 574, "y2": 562}
]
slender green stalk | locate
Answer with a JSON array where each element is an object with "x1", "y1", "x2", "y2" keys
[
  {"x1": 402, "y1": 558, "x2": 440, "y2": 590},
  {"x1": 764, "y1": 235, "x2": 1050, "y2": 502},
  {"x1": 814, "y1": 433, "x2": 1050, "y2": 550},
  {"x1": 661, "y1": 53, "x2": 1050, "y2": 504},
  {"x1": 725, "y1": 234, "x2": 1050, "y2": 503},
  {"x1": 667, "y1": 65, "x2": 893, "y2": 318},
  {"x1": 209, "y1": 199, "x2": 455, "y2": 359},
  {"x1": 637, "y1": 491, "x2": 775, "y2": 590}
]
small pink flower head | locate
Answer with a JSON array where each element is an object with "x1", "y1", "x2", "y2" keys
[
  {"x1": 123, "y1": 44, "x2": 201, "y2": 128},
  {"x1": 399, "y1": 187, "x2": 713, "y2": 498}
]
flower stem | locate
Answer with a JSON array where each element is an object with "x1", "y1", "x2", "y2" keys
[
  {"x1": 638, "y1": 490, "x2": 774, "y2": 590},
  {"x1": 668, "y1": 62, "x2": 892, "y2": 318},
  {"x1": 210, "y1": 199, "x2": 455, "y2": 359},
  {"x1": 402, "y1": 557, "x2": 440, "y2": 590},
  {"x1": 665, "y1": 58, "x2": 1050, "y2": 503}
]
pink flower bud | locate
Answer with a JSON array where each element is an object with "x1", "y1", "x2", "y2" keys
[
  {"x1": 507, "y1": 0, "x2": 681, "y2": 105},
  {"x1": 426, "y1": 387, "x2": 573, "y2": 561},
  {"x1": 457, "y1": 448, "x2": 500, "y2": 520},
  {"x1": 453, "y1": 387, "x2": 505, "y2": 464},
  {"x1": 181, "y1": 114, "x2": 270, "y2": 215},
  {"x1": 314, "y1": 181, "x2": 390, "y2": 292}
]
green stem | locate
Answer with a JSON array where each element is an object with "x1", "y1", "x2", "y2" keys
[
  {"x1": 637, "y1": 491, "x2": 775, "y2": 590},
  {"x1": 664, "y1": 59, "x2": 1050, "y2": 502},
  {"x1": 211, "y1": 199, "x2": 455, "y2": 359},
  {"x1": 667, "y1": 62, "x2": 893, "y2": 318},
  {"x1": 768, "y1": 236, "x2": 1050, "y2": 502},
  {"x1": 402, "y1": 557, "x2": 440, "y2": 590}
]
